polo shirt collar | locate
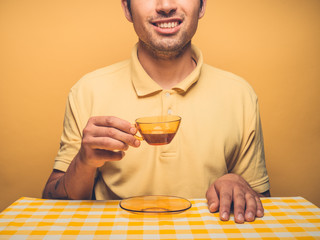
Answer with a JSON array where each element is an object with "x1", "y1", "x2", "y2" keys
[{"x1": 130, "y1": 44, "x2": 203, "y2": 97}]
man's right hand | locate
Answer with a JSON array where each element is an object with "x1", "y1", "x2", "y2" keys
[
  {"x1": 42, "y1": 116, "x2": 140, "y2": 200},
  {"x1": 79, "y1": 116, "x2": 141, "y2": 168}
]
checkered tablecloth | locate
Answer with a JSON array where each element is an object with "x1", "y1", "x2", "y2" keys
[{"x1": 0, "y1": 197, "x2": 319, "y2": 239}]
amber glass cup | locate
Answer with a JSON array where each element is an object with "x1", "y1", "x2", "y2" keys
[{"x1": 135, "y1": 115, "x2": 181, "y2": 145}]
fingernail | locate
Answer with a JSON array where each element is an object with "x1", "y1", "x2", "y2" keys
[
  {"x1": 257, "y1": 209, "x2": 263, "y2": 217},
  {"x1": 221, "y1": 212, "x2": 228, "y2": 220},
  {"x1": 237, "y1": 213, "x2": 244, "y2": 222},
  {"x1": 134, "y1": 139, "x2": 140, "y2": 147},
  {"x1": 209, "y1": 203, "x2": 214, "y2": 212},
  {"x1": 130, "y1": 127, "x2": 136, "y2": 134},
  {"x1": 247, "y1": 212, "x2": 254, "y2": 220}
]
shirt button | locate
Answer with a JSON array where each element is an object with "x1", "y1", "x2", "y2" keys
[
  {"x1": 165, "y1": 92, "x2": 170, "y2": 97},
  {"x1": 167, "y1": 109, "x2": 172, "y2": 115}
]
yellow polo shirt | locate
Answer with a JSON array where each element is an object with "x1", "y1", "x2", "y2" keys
[{"x1": 54, "y1": 44, "x2": 270, "y2": 199}]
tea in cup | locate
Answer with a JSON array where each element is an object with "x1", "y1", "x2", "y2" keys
[{"x1": 135, "y1": 115, "x2": 181, "y2": 145}]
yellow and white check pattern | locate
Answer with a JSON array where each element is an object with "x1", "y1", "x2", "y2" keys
[{"x1": 0, "y1": 197, "x2": 319, "y2": 239}]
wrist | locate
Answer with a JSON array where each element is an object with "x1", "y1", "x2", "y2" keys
[{"x1": 76, "y1": 150, "x2": 100, "y2": 171}]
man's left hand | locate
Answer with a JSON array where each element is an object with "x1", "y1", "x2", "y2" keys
[{"x1": 206, "y1": 173, "x2": 268, "y2": 224}]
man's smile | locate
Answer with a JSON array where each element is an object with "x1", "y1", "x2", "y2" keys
[
  {"x1": 157, "y1": 21, "x2": 179, "y2": 29},
  {"x1": 151, "y1": 18, "x2": 183, "y2": 34}
]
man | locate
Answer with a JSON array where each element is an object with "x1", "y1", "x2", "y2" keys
[{"x1": 43, "y1": 0, "x2": 270, "y2": 224}]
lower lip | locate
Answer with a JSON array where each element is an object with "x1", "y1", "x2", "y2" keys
[{"x1": 153, "y1": 24, "x2": 181, "y2": 35}]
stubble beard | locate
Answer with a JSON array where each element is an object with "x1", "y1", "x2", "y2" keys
[{"x1": 139, "y1": 37, "x2": 192, "y2": 60}]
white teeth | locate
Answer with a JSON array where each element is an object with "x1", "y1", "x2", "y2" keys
[{"x1": 157, "y1": 22, "x2": 178, "y2": 29}]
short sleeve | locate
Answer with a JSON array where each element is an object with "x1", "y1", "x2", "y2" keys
[
  {"x1": 230, "y1": 99, "x2": 270, "y2": 193},
  {"x1": 53, "y1": 91, "x2": 82, "y2": 172}
]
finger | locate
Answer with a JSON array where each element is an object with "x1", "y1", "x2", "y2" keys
[
  {"x1": 219, "y1": 188, "x2": 233, "y2": 221},
  {"x1": 255, "y1": 196, "x2": 264, "y2": 218},
  {"x1": 244, "y1": 193, "x2": 257, "y2": 222},
  {"x1": 94, "y1": 149, "x2": 125, "y2": 161},
  {"x1": 84, "y1": 136, "x2": 130, "y2": 151},
  {"x1": 233, "y1": 187, "x2": 245, "y2": 224},
  {"x1": 89, "y1": 125, "x2": 139, "y2": 148},
  {"x1": 90, "y1": 116, "x2": 135, "y2": 134},
  {"x1": 206, "y1": 184, "x2": 219, "y2": 213}
]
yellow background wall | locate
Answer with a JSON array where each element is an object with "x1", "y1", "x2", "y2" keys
[{"x1": 1, "y1": 0, "x2": 319, "y2": 211}]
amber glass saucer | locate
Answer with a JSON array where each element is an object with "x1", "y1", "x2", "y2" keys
[{"x1": 119, "y1": 195, "x2": 192, "y2": 214}]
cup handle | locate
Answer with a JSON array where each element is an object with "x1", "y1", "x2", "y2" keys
[{"x1": 134, "y1": 124, "x2": 144, "y2": 141}]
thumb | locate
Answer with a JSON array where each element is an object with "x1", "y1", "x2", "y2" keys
[{"x1": 206, "y1": 183, "x2": 219, "y2": 213}]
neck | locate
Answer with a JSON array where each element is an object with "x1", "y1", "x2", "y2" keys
[{"x1": 137, "y1": 41, "x2": 196, "y2": 89}]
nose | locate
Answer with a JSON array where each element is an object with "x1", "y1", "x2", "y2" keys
[{"x1": 156, "y1": 0, "x2": 177, "y2": 16}]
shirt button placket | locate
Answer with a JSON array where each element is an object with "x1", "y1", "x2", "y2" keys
[{"x1": 162, "y1": 90, "x2": 174, "y2": 115}]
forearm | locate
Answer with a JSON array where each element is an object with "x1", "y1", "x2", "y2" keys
[{"x1": 43, "y1": 153, "x2": 97, "y2": 200}]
